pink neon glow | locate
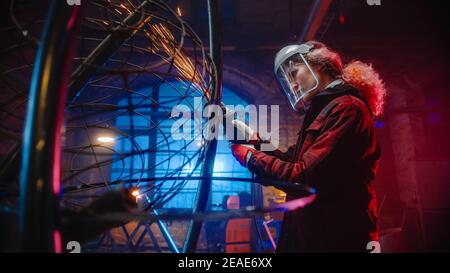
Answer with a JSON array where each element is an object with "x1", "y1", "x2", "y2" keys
[
  {"x1": 53, "y1": 229, "x2": 62, "y2": 253},
  {"x1": 67, "y1": 6, "x2": 81, "y2": 30},
  {"x1": 52, "y1": 7, "x2": 81, "y2": 195},
  {"x1": 275, "y1": 194, "x2": 317, "y2": 211},
  {"x1": 52, "y1": 129, "x2": 61, "y2": 195}
]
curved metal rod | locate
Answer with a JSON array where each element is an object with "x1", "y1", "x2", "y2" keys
[
  {"x1": 76, "y1": 194, "x2": 317, "y2": 223},
  {"x1": 19, "y1": 0, "x2": 82, "y2": 252},
  {"x1": 183, "y1": 0, "x2": 223, "y2": 253}
]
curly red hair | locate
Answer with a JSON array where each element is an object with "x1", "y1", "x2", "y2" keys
[{"x1": 304, "y1": 41, "x2": 387, "y2": 117}]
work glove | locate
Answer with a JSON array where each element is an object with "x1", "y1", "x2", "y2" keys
[{"x1": 230, "y1": 144, "x2": 256, "y2": 167}]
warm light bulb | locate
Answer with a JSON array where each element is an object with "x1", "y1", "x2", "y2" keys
[
  {"x1": 131, "y1": 189, "x2": 140, "y2": 197},
  {"x1": 97, "y1": 136, "x2": 115, "y2": 143}
]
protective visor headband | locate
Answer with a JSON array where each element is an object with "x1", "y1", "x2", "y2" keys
[{"x1": 274, "y1": 44, "x2": 320, "y2": 111}]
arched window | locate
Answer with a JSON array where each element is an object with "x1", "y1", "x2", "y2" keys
[{"x1": 112, "y1": 82, "x2": 253, "y2": 210}]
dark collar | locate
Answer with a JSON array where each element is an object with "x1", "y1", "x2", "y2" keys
[{"x1": 302, "y1": 83, "x2": 372, "y2": 128}]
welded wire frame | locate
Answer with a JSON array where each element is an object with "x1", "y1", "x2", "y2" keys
[
  {"x1": 60, "y1": 0, "x2": 216, "y2": 219},
  {"x1": 0, "y1": 0, "x2": 216, "y2": 252}
]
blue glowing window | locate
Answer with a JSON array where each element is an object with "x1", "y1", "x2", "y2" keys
[{"x1": 112, "y1": 82, "x2": 252, "y2": 209}]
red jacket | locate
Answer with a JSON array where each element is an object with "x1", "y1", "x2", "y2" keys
[{"x1": 248, "y1": 84, "x2": 381, "y2": 252}]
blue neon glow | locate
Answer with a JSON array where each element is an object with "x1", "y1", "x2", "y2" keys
[{"x1": 111, "y1": 82, "x2": 253, "y2": 209}]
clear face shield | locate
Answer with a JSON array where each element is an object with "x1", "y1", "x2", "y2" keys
[{"x1": 274, "y1": 44, "x2": 320, "y2": 112}]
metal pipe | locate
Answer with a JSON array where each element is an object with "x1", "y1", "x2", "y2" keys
[
  {"x1": 298, "y1": 0, "x2": 332, "y2": 43},
  {"x1": 183, "y1": 0, "x2": 223, "y2": 253},
  {"x1": 19, "y1": 0, "x2": 82, "y2": 252},
  {"x1": 153, "y1": 209, "x2": 180, "y2": 253}
]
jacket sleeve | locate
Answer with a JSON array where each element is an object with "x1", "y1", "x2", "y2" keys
[
  {"x1": 264, "y1": 145, "x2": 296, "y2": 162},
  {"x1": 247, "y1": 102, "x2": 364, "y2": 184}
]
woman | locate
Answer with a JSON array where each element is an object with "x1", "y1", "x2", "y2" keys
[{"x1": 230, "y1": 41, "x2": 387, "y2": 252}]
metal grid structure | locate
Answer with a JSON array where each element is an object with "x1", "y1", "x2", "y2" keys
[
  {"x1": 1, "y1": 0, "x2": 218, "y2": 252},
  {"x1": 61, "y1": 0, "x2": 218, "y2": 252}
]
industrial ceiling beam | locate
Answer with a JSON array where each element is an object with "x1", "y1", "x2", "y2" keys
[{"x1": 299, "y1": 0, "x2": 333, "y2": 43}]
